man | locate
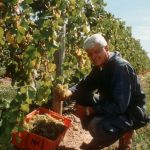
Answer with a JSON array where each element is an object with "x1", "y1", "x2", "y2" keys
[{"x1": 55, "y1": 33, "x2": 149, "y2": 149}]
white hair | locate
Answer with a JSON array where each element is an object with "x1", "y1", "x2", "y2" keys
[{"x1": 83, "y1": 33, "x2": 107, "y2": 50}]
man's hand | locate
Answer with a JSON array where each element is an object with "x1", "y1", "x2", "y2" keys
[
  {"x1": 86, "y1": 107, "x2": 94, "y2": 116},
  {"x1": 74, "y1": 105, "x2": 94, "y2": 119},
  {"x1": 53, "y1": 84, "x2": 72, "y2": 101}
]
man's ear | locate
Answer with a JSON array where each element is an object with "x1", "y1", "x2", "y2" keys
[{"x1": 104, "y1": 45, "x2": 108, "y2": 51}]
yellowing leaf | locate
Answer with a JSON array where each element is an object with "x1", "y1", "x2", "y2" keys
[
  {"x1": 26, "y1": 98, "x2": 32, "y2": 104},
  {"x1": 76, "y1": 49, "x2": 82, "y2": 56},
  {"x1": 136, "y1": 144, "x2": 142, "y2": 150},
  {"x1": 0, "y1": 27, "x2": 4, "y2": 45},
  {"x1": 83, "y1": 24, "x2": 90, "y2": 33},
  {"x1": 30, "y1": 60, "x2": 36, "y2": 67},
  {"x1": 0, "y1": 27, "x2": 4, "y2": 39},
  {"x1": 18, "y1": 26, "x2": 26, "y2": 35},
  {"x1": 6, "y1": 31, "x2": 15, "y2": 44},
  {"x1": 45, "y1": 81, "x2": 52, "y2": 86},
  {"x1": 70, "y1": 0, "x2": 75, "y2": 5},
  {"x1": 53, "y1": 9, "x2": 61, "y2": 18},
  {"x1": 16, "y1": 33, "x2": 24, "y2": 43},
  {"x1": 70, "y1": 0, "x2": 76, "y2": 9},
  {"x1": 20, "y1": 87, "x2": 26, "y2": 94},
  {"x1": 48, "y1": 63, "x2": 56, "y2": 73},
  {"x1": 20, "y1": 104, "x2": 29, "y2": 112}
]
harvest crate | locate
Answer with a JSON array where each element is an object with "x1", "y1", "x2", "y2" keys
[{"x1": 12, "y1": 107, "x2": 72, "y2": 150}]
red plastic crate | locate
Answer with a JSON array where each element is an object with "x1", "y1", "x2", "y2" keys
[{"x1": 12, "y1": 107, "x2": 72, "y2": 150}]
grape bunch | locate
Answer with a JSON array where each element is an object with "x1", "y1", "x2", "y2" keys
[{"x1": 54, "y1": 84, "x2": 71, "y2": 101}]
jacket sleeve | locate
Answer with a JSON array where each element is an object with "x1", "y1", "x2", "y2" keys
[
  {"x1": 94, "y1": 64, "x2": 132, "y2": 115},
  {"x1": 69, "y1": 67, "x2": 99, "y2": 105}
]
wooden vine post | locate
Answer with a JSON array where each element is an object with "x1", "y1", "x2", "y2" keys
[{"x1": 52, "y1": 21, "x2": 66, "y2": 115}]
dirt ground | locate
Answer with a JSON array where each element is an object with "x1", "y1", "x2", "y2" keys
[
  {"x1": 57, "y1": 113, "x2": 92, "y2": 150},
  {"x1": 0, "y1": 77, "x2": 12, "y2": 86}
]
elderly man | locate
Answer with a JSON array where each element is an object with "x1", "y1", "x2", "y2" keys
[{"x1": 55, "y1": 33, "x2": 149, "y2": 149}]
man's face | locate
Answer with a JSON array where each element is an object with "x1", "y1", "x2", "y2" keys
[{"x1": 86, "y1": 44, "x2": 109, "y2": 67}]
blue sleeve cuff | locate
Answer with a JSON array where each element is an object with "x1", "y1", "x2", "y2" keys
[{"x1": 69, "y1": 84, "x2": 78, "y2": 93}]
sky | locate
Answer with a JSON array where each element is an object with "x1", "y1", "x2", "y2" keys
[{"x1": 104, "y1": 0, "x2": 150, "y2": 57}]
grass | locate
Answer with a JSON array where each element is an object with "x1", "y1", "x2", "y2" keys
[{"x1": 132, "y1": 73, "x2": 150, "y2": 150}]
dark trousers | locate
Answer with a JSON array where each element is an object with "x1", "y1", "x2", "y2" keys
[
  {"x1": 80, "y1": 115, "x2": 124, "y2": 149},
  {"x1": 74, "y1": 104, "x2": 133, "y2": 149},
  {"x1": 74, "y1": 94, "x2": 134, "y2": 149}
]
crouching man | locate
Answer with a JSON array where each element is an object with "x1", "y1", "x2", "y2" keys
[{"x1": 54, "y1": 33, "x2": 149, "y2": 150}]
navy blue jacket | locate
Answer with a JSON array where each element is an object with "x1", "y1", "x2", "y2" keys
[{"x1": 70, "y1": 52, "x2": 149, "y2": 130}]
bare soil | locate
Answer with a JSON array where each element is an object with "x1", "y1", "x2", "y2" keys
[
  {"x1": 57, "y1": 113, "x2": 93, "y2": 150},
  {"x1": 0, "y1": 77, "x2": 12, "y2": 86}
]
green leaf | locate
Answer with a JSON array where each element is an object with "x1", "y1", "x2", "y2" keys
[
  {"x1": 20, "y1": 87, "x2": 26, "y2": 94},
  {"x1": 16, "y1": 33, "x2": 24, "y2": 43},
  {"x1": 28, "y1": 86, "x2": 36, "y2": 99},
  {"x1": 70, "y1": 0, "x2": 76, "y2": 9},
  {"x1": 25, "y1": 0, "x2": 33, "y2": 4},
  {"x1": 0, "y1": 27, "x2": 4, "y2": 44},
  {"x1": 26, "y1": 98, "x2": 32, "y2": 104},
  {"x1": 83, "y1": 24, "x2": 90, "y2": 33},
  {"x1": 20, "y1": 103, "x2": 29, "y2": 112},
  {"x1": 18, "y1": 26, "x2": 26, "y2": 35},
  {"x1": 0, "y1": 39, "x2": 4, "y2": 45},
  {"x1": 70, "y1": 0, "x2": 75, "y2": 5},
  {"x1": 0, "y1": 27, "x2": 4, "y2": 39}
]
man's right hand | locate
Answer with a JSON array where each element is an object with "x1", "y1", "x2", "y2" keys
[{"x1": 53, "y1": 84, "x2": 72, "y2": 101}]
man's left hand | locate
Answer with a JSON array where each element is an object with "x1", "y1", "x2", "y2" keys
[{"x1": 86, "y1": 107, "x2": 94, "y2": 116}]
